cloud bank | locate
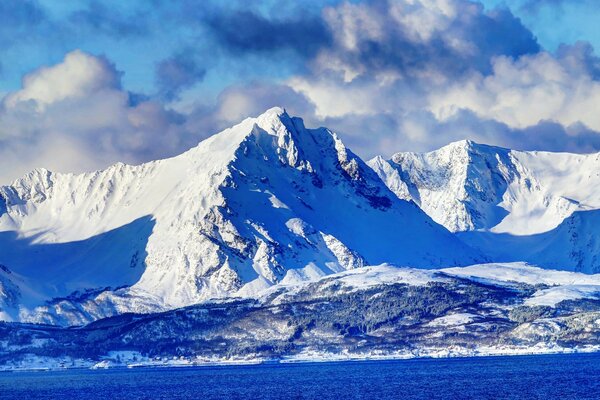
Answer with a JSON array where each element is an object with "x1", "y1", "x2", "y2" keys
[
  {"x1": 285, "y1": 0, "x2": 600, "y2": 156},
  {"x1": 2, "y1": 0, "x2": 600, "y2": 183},
  {"x1": 0, "y1": 51, "x2": 201, "y2": 182}
]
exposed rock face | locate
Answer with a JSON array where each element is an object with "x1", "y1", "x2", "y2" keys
[
  {"x1": 370, "y1": 140, "x2": 600, "y2": 272},
  {"x1": 0, "y1": 108, "x2": 480, "y2": 325}
]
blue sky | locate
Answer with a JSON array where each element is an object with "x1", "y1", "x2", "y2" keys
[
  {"x1": 0, "y1": 1, "x2": 335, "y2": 97},
  {"x1": 1, "y1": 0, "x2": 600, "y2": 183},
  {"x1": 1, "y1": 0, "x2": 597, "y2": 95},
  {"x1": 480, "y1": 0, "x2": 600, "y2": 50}
]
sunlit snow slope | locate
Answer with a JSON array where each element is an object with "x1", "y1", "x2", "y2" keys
[
  {"x1": 0, "y1": 108, "x2": 481, "y2": 325},
  {"x1": 369, "y1": 140, "x2": 600, "y2": 273}
]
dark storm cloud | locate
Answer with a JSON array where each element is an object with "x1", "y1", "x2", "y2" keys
[
  {"x1": 204, "y1": 9, "x2": 333, "y2": 58},
  {"x1": 322, "y1": 108, "x2": 600, "y2": 160},
  {"x1": 155, "y1": 53, "x2": 207, "y2": 101},
  {"x1": 556, "y1": 41, "x2": 600, "y2": 79},
  {"x1": 319, "y1": 0, "x2": 539, "y2": 80},
  {"x1": 469, "y1": 7, "x2": 540, "y2": 64},
  {"x1": 425, "y1": 111, "x2": 600, "y2": 155}
]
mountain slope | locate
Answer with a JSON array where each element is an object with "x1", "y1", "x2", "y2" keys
[
  {"x1": 369, "y1": 140, "x2": 600, "y2": 272},
  {"x1": 0, "y1": 108, "x2": 481, "y2": 325}
]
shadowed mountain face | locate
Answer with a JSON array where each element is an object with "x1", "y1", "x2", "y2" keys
[
  {"x1": 457, "y1": 209, "x2": 600, "y2": 273},
  {"x1": 0, "y1": 216, "x2": 154, "y2": 296},
  {"x1": 0, "y1": 216, "x2": 155, "y2": 321},
  {"x1": 0, "y1": 196, "x2": 6, "y2": 216},
  {"x1": 0, "y1": 108, "x2": 483, "y2": 326}
]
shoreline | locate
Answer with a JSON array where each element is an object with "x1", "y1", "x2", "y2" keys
[{"x1": 3, "y1": 345, "x2": 600, "y2": 373}]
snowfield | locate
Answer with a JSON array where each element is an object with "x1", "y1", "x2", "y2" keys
[{"x1": 442, "y1": 263, "x2": 600, "y2": 286}]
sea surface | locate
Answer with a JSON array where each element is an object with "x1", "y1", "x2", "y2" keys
[{"x1": 2, "y1": 353, "x2": 600, "y2": 399}]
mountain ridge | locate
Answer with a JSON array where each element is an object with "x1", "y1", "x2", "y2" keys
[
  {"x1": 0, "y1": 107, "x2": 481, "y2": 325},
  {"x1": 371, "y1": 140, "x2": 600, "y2": 273}
]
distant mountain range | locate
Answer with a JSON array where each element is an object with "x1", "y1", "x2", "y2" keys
[{"x1": 2, "y1": 108, "x2": 600, "y2": 368}]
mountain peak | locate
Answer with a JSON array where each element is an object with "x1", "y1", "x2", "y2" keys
[
  {"x1": 0, "y1": 109, "x2": 482, "y2": 325},
  {"x1": 373, "y1": 139, "x2": 518, "y2": 233},
  {"x1": 445, "y1": 139, "x2": 475, "y2": 149},
  {"x1": 435, "y1": 139, "x2": 510, "y2": 157},
  {"x1": 252, "y1": 106, "x2": 291, "y2": 135},
  {"x1": 373, "y1": 138, "x2": 600, "y2": 273},
  {"x1": 256, "y1": 106, "x2": 287, "y2": 122}
]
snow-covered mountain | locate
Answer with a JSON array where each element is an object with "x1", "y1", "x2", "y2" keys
[
  {"x1": 0, "y1": 108, "x2": 481, "y2": 325},
  {"x1": 369, "y1": 140, "x2": 600, "y2": 273}
]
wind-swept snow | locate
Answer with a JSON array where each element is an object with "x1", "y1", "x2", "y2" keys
[
  {"x1": 443, "y1": 263, "x2": 600, "y2": 306},
  {"x1": 324, "y1": 264, "x2": 443, "y2": 289}
]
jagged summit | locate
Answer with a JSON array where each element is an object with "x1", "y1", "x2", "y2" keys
[
  {"x1": 3, "y1": 106, "x2": 290, "y2": 189},
  {"x1": 370, "y1": 140, "x2": 514, "y2": 232},
  {"x1": 254, "y1": 105, "x2": 288, "y2": 126},
  {"x1": 371, "y1": 141, "x2": 600, "y2": 273},
  {"x1": 431, "y1": 139, "x2": 508, "y2": 151},
  {"x1": 0, "y1": 108, "x2": 481, "y2": 325}
]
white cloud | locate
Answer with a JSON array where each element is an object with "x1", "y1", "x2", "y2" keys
[
  {"x1": 430, "y1": 51, "x2": 600, "y2": 131},
  {"x1": 289, "y1": 75, "x2": 385, "y2": 118},
  {"x1": 5, "y1": 50, "x2": 120, "y2": 109},
  {"x1": 283, "y1": 1, "x2": 600, "y2": 157},
  {"x1": 3, "y1": 0, "x2": 600, "y2": 185},
  {"x1": 0, "y1": 50, "x2": 199, "y2": 184}
]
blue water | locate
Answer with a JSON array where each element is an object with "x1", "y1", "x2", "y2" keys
[{"x1": 2, "y1": 353, "x2": 600, "y2": 399}]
